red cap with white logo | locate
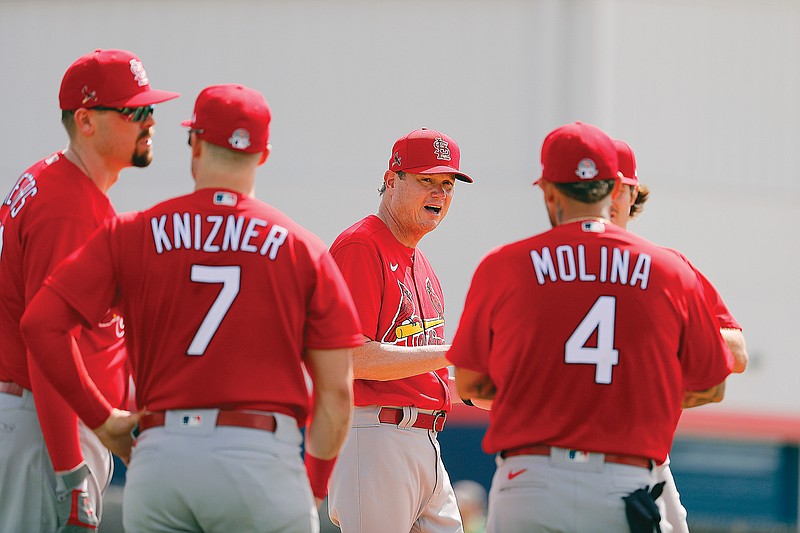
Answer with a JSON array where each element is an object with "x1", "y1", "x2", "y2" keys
[
  {"x1": 59, "y1": 49, "x2": 179, "y2": 110},
  {"x1": 389, "y1": 128, "x2": 473, "y2": 183},
  {"x1": 536, "y1": 122, "x2": 620, "y2": 185},
  {"x1": 182, "y1": 84, "x2": 271, "y2": 154}
]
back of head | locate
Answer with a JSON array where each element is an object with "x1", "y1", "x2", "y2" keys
[
  {"x1": 538, "y1": 122, "x2": 620, "y2": 203},
  {"x1": 182, "y1": 84, "x2": 271, "y2": 156}
]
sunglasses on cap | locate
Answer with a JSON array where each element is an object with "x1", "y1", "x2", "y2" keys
[{"x1": 93, "y1": 105, "x2": 155, "y2": 122}]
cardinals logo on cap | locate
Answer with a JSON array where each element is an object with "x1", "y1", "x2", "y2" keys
[
  {"x1": 129, "y1": 59, "x2": 149, "y2": 87},
  {"x1": 81, "y1": 86, "x2": 97, "y2": 105},
  {"x1": 575, "y1": 158, "x2": 599, "y2": 180},
  {"x1": 228, "y1": 129, "x2": 252, "y2": 151},
  {"x1": 433, "y1": 138, "x2": 451, "y2": 161}
]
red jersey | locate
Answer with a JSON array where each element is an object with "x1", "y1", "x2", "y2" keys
[
  {"x1": 0, "y1": 152, "x2": 126, "y2": 470},
  {"x1": 330, "y1": 215, "x2": 450, "y2": 411},
  {"x1": 667, "y1": 249, "x2": 741, "y2": 330},
  {"x1": 447, "y1": 220, "x2": 733, "y2": 463},
  {"x1": 43, "y1": 189, "x2": 363, "y2": 427}
]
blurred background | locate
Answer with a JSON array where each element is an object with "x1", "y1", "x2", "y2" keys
[{"x1": 1, "y1": 0, "x2": 797, "y2": 531}]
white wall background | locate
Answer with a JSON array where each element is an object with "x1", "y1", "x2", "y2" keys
[{"x1": 1, "y1": 0, "x2": 797, "y2": 417}]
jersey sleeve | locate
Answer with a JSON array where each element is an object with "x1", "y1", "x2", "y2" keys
[
  {"x1": 330, "y1": 241, "x2": 384, "y2": 340},
  {"x1": 446, "y1": 254, "x2": 496, "y2": 374},
  {"x1": 44, "y1": 221, "x2": 121, "y2": 329},
  {"x1": 678, "y1": 280, "x2": 735, "y2": 391},
  {"x1": 304, "y1": 250, "x2": 364, "y2": 350},
  {"x1": 20, "y1": 215, "x2": 107, "y2": 471},
  {"x1": 691, "y1": 264, "x2": 742, "y2": 330}
]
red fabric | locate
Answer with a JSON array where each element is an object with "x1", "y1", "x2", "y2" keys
[
  {"x1": 305, "y1": 452, "x2": 337, "y2": 499},
  {"x1": 330, "y1": 215, "x2": 450, "y2": 411},
  {"x1": 0, "y1": 152, "x2": 126, "y2": 470},
  {"x1": 37, "y1": 189, "x2": 362, "y2": 426},
  {"x1": 664, "y1": 249, "x2": 741, "y2": 330},
  {"x1": 447, "y1": 221, "x2": 733, "y2": 463}
]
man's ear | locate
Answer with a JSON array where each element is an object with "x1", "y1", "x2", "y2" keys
[
  {"x1": 383, "y1": 170, "x2": 397, "y2": 190},
  {"x1": 71, "y1": 108, "x2": 96, "y2": 135},
  {"x1": 258, "y1": 144, "x2": 272, "y2": 166}
]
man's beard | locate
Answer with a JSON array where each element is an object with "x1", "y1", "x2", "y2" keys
[
  {"x1": 131, "y1": 134, "x2": 153, "y2": 168},
  {"x1": 132, "y1": 150, "x2": 152, "y2": 168}
]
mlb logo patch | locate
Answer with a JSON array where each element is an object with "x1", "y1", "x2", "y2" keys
[
  {"x1": 581, "y1": 220, "x2": 606, "y2": 233},
  {"x1": 566, "y1": 449, "x2": 589, "y2": 463},
  {"x1": 181, "y1": 414, "x2": 203, "y2": 427},
  {"x1": 214, "y1": 191, "x2": 237, "y2": 206}
]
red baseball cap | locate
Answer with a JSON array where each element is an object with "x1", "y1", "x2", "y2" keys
[
  {"x1": 59, "y1": 49, "x2": 179, "y2": 110},
  {"x1": 389, "y1": 128, "x2": 473, "y2": 183},
  {"x1": 536, "y1": 122, "x2": 620, "y2": 185},
  {"x1": 613, "y1": 139, "x2": 639, "y2": 186},
  {"x1": 182, "y1": 84, "x2": 271, "y2": 154}
]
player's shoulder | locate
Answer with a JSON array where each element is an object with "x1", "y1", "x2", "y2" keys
[
  {"x1": 4, "y1": 152, "x2": 105, "y2": 218},
  {"x1": 330, "y1": 214, "x2": 386, "y2": 251}
]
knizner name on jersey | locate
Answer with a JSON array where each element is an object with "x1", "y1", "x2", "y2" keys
[
  {"x1": 150, "y1": 213, "x2": 288, "y2": 260},
  {"x1": 530, "y1": 244, "x2": 651, "y2": 289}
]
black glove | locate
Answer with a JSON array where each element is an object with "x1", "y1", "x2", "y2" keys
[{"x1": 622, "y1": 481, "x2": 666, "y2": 533}]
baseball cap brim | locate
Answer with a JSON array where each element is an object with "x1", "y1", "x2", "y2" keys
[
  {"x1": 408, "y1": 165, "x2": 473, "y2": 183},
  {"x1": 103, "y1": 89, "x2": 181, "y2": 108},
  {"x1": 619, "y1": 175, "x2": 638, "y2": 186}
]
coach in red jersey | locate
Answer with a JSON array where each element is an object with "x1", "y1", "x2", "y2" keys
[
  {"x1": 447, "y1": 122, "x2": 734, "y2": 533},
  {"x1": 21, "y1": 84, "x2": 362, "y2": 532},
  {"x1": 327, "y1": 128, "x2": 472, "y2": 532},
  {"x1": 0, "y1": 49, "x2": 178, "y2": 532}
]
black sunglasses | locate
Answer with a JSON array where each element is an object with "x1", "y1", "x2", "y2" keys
[{"x1": 93, "y1": 105, "x2": 155, "y2": 122}]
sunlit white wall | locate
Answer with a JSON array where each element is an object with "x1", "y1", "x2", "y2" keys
[{"x1": 1, "y1": 0, "x2": 796, "y2": 415}]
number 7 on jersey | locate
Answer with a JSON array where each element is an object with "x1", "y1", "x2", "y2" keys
[{"x1": 187, "y1": 265, "x2": 241, "y2": 356}]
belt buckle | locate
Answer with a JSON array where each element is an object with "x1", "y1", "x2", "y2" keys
[{"x1": 431, "y1": 411, "x2": 446, "y2": 433}]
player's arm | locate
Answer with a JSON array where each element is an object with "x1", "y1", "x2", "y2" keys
[
  {"x1": 721, "y1": 328, "x2": 748, "y2": 373},
  {"x1": 303, "y1": 347, "x2": 354, "y2": 506},
  {"x1": 681, "y1": 381, "x2": 725, "y2": 409},
  {"x1": 21, "y1": 286, "x2": 138, "y2": 463},
  {"x1": 453, "y1": 366, "x2": 497, "y2": 402},
  {"x1": 21, "y1": 217, "x2": 103, "y2": 475},
  {"x1": 353, "y1": 337, "x2": 451, "y2": 380}
]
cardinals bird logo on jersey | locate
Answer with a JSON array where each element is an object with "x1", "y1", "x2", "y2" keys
[{"x1": 381, "y1": 280, "x2": 444, "y2": 346}]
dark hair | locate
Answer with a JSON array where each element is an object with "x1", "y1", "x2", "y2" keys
[
  {"x1": 61, "y1": 110, "x2": 75, "y2": 135},
  {"x1": 553, "y1": 179, "x2": 615, "y2": 203},
  {"x1": 630, "y1": 183, "x2": 650, "y2": 218}
]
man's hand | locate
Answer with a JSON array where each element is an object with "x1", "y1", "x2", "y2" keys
[
  {"x1": 55, "y1": 464, "x2": 99, "y2": 532},
  {"x1": 93, "y1": 408, "x2": 140, "y2": 464}
]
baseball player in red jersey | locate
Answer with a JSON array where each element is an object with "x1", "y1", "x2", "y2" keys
[
  {"x1": 0, "y1": 49, "x2": 178, "y2": 532},
  {"x1": 447, "y1": 122, "x2": 734, "y2": 533},
  {"x1": 20, "y1": 84, "x2": 362, "y2": 532},
  {"x1": 327, "y1": 128, "x2": 472, "y2": 532},
  {"x1": 611, "y1": 138, "x2": 748, "y2": 533}
]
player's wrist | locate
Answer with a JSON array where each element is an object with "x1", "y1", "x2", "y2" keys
[
  {"x1": 55, "y1": 462, "x2": 90, "y2": 492},
  {"x1": 305, "y1": 452, "x2": 337, "y2": 500}
]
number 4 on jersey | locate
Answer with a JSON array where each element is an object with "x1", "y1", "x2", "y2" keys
[{"x1": 564, "y1": 296, "x2": 619, "y2": 384}]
